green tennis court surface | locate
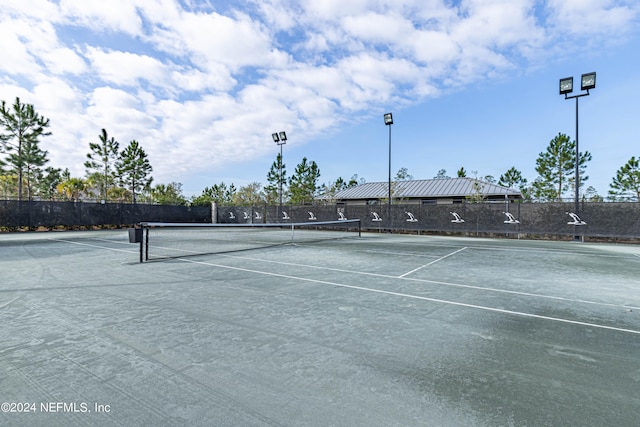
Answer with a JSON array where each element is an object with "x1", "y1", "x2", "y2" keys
[{"x1": 1, "y1": 230, "x2": 639, "y2": 426}]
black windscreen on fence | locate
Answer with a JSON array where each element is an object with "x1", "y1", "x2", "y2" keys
[
  {"x1": 215, "y1": 202, "x2": 640, "y2": 240},
  {"x1": 0, "y1": 200, "x2": 212, "y2": 228},
  {"x1": 2, "y1": 200, "x2": 639, "y2": 239}
]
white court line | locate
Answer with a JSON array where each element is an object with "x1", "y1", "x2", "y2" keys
[
  {"x1": 355, "y1": 238, "x2": 636, "y2": 259},
  {"x1": 222, "y1": 252, "x2": 640, "y2": 311},
  {"x1": 0, "y1": 296, "x2": 21, "y2": 309},
  {"x1": 49, "y1": 238, "x2": 139, "y2": 255},
  {"x1": 52, "y1": 238, "x2": 640, "y2": 312},
  {"x1": 50, "y1": 238, "x2": 640, "y2": 334},
  {"x1": 399, "y1": 247, "x2": 467, "y2": 278},
  {"x1": 360, "y1": 249, "x2": 442, "y2": 258},
  {"x1": 180, "y1": 257, "x2": 640, "y2": 336}
]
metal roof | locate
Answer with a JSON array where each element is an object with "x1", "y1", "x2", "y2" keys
[{"x1": 332, "y1": 178, "x2": 522, "y2": 200}]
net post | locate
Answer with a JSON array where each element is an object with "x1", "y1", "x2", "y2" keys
[
  {"x1": 145, "y1": 225, "x2": 149, "y2": 261},
  {"x1": 139, "y1": 223, "x2": 143, "y2": 263},
  {"x1": 358, "y1": 219, "x2": 361, "y2": 237}
]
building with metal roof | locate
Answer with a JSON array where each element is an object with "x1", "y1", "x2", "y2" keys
[{"x1": 330, "y1": 178, "x2": 522, "y2": 205}]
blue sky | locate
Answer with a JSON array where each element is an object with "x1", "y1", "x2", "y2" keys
[{"x1": 1, "y1": 0, "x2": 639, "y2": 198}]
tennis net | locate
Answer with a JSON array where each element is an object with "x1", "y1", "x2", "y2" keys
[{"x1": 138, "y1": 219, "x2": 361, "y2": 262}]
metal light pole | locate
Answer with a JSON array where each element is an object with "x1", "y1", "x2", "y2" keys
[
  {"x1": 272, "y1": 131, "x2": 287, "y2": 219},
  {"x1": 559, "y1": 72, "x2": 596, "y2": 217},
  {"x1": 383, "y1": 113, "x2": 393, "y2": 230}
]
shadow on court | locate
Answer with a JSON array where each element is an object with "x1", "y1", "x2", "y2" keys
[{"x1": 1, "y1": 230, "x2": 639, "y2": 426}]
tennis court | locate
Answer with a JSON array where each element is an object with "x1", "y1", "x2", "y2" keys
[{"x1": 1, "y1": 229, "x2": 639, "y2": 426}]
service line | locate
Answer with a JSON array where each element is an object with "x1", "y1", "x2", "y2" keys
[{"x1": 398, "y1": 247, "x2": 467, "y2": 278}]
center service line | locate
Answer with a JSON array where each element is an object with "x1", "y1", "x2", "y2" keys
[
  {"x1": 180, "y1": 257, "x2": 640, "y2": 336},
  {"x1": 399, "y1": 247, "x2": 467, "y2": 278}
]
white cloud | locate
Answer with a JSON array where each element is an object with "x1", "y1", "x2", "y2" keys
[
  {"x1": 547, "y1": 0, "x2": 639, "y2": 35},
  {"x1": 58, "y1": 0, "x2": 143, "y2": 35},
  {"x1": 452, "y1": 0, "x2": 542, "y2": 48},
  {"x1": 0, "y1": 21, "x2": 38, "y2": 77},
  {"x1": 342, "y1": 12, "x2": 414, "y2": 45},
  {"x1": 410, "y1": 30, "x2": 461, "y2": 65},
  {"x1": 85, "y1": 87, "x2": 158, "y2": 147},
  {"x1": 1, "y1": 0, "x2": 639, "y2": 194},
  {"x1": 301, "y1": 0, "x2": 379, "y2": 20},
  {"x1": 41, "y1": 46, "x2": 88, "y2": 75},
  {"x1": 85, "y1": 48, "x2": 169, "y2": 88},
  {"x1": 0, "y1": 0, "x2": 59, "y2": 21},
  {"x1": 158, "y1": 10, "x2": 274, "y2": 69}
]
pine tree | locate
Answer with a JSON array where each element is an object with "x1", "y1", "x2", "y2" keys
[
  {"x1": 0, "y1": 97, "x2": 51, "y2": 200},
  {"x1": 116, "y1": 140, "x2": 153, "y2": 204},
  {"x1": 533, "y1": 133, "x2": 591, "y2": 201},
  {"x1": 85, "y1": 129, "x2": 119, "y2": 201},
  {"x1": 288, "y1": 157, "x2": 320, "y2": 205},
  {"x1": 265, "y1": 153, "x2": 286, "y2": 205},
  {"x1": 499, "y1": 166, "x2": 530, "y2": 200},
  {"x1": 609, "y1": 156, "x2": 640, "y2": 201},
  {"x1": 36, "y1": 166, "x2": 63, "y2": 200},
  {"x1": 12, "y1": 135, "x2": 48, "y2": 200}
]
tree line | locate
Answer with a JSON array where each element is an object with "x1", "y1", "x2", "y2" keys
[
  {"x1": 448, "y1": 132, "x2": 638, "y2": 202},
  {"x1": 0, "y1": 98, "x2": 153, "y2": 204},
  {"x1": 1, "y1": 97, "x2": 639, "y2": 205}
]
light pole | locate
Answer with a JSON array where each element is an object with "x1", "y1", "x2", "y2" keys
[
  {"x1": 559, "y1": 72, "x2": 596, "y2": 220},
  {"x1": 272, "y1": 131, "x2": 287, "y2": 219},
  {"x1": 383, "y1": 113, "x2": 393, "y2": 230}
]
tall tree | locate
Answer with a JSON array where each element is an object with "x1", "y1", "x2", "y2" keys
[
  {"x1": 211, "y1": 182, "x2": 236, "y2": 204},
  {"x1": 499, "y1": 167, "x2": 527, "y2": 189},
  {"x1": 288, "y1": 157, "x2": 320, "y2": 205},
  {"x1": 116, "y1": 140, "x2": 153, "y2": 204},
  {"x1": 609, "y1": 156, "x2": 640, "y2": 201},
  {"x1": 533, "y1": 133, "x2": 591, "y2": 201},
  {"x1": 85, "y1": 129, "x2": 119, "y2": 201},
  {"x1": 457, "y1": 167, "x2": 467, "y2": 178},
  {"x1": 395, "y1": 167, "x2": 413, "y2": 181},
  {"x1": 150, "y1": 182, "x2": 187, "y2": 205},
  {"x1": 191, "y1": 182, "x2": 236, "y2": 206},
  {"x1": 0, "y1": 97, "x2": 51, "y2": 200},
  {"x1": 434, "y1": 169, "x2": 449, "y2": 179},
  {"x1": 3, "y1": 135, "x2": 49, "y2": 200},
  {"x1": 232, "y1": 182, "x2": 265, "y2": 205},
  {"x1": 499, "y1": 166, "x2": 530, "y2": 200},
  {"x1": 36, "y1": 166, "x2": 64, "y2": 200},
  {"x1": 265, "y1": 153, "x2": 286, "y2": 205}
]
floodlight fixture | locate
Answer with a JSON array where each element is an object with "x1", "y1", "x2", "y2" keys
[
  {"x1": 558, "y1": 71, "x2": 597, "y2": 239},
  {"x1": 581, "y1": 72, "x2": 596, "y2": 91},
  {"x1": 272, "y1": 130, "x2": 287, "y2": 217},
  {"x1": 383, "y1": 112, "x2": 393, "y2": 230},
  {"x1": 559, "y1": 77, "x2": 573, "y2": 95}
]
